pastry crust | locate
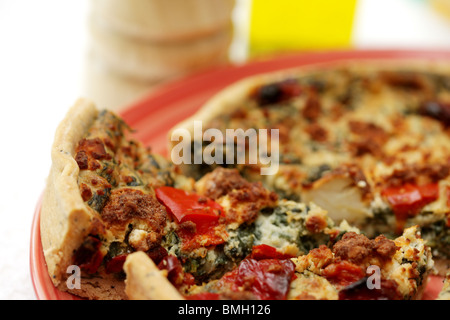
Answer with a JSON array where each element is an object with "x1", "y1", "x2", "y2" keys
[
  {"x1": 124, "y1": 252, "x2": 183, "y2": 300},
  {"x1": 40, "y1": 98, "x2": 98, "y2": 287},
  {"x1": 41, "y1": 99, "x2": 134, "y2": 300},
  {"x1": 65, "y1": 273, "x2": 127, "y2": 300}
]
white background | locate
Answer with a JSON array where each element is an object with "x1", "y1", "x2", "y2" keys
[{"x1": 0, "y1": 0, "x2": 449, "y2": 300}]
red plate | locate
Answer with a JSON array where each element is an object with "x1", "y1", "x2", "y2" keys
[{"x1": 30, "y1": 50, "x2": 449, "y2": 300}]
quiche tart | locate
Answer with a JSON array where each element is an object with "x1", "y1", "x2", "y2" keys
[
  {"x1": 41, "y1": 59, "x2": 450, "y2": 300},
  {"x1": 170, "y1": 60, "x2": 450, "y2": 276}
]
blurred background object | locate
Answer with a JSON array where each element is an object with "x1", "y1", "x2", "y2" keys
[
  {"x1": 352, "y1": 0, "x2": 450, "y2": 49},
  {"x1": 91, "y1": 0, "x2": 234, "y2": 42},
  {"x1": 431, "y1": 0, "x2": 450, "y2": 20},
  {"x1": 247, "y1": 0, "x2": 450, "y2": 57},
  {"x1": 249, "y1": 0, "x2": 358, "y2": 55},
  {"x1": 84, "y1": 0, "x2": 235, "y2": 110}
]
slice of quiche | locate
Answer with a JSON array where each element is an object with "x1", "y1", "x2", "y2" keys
[
  {"x1": 41, "y1": 99, "x2": 190, "y2": 299},
  {"x1": 41, "y1": 100, "x2": 355, "y2": 299}
]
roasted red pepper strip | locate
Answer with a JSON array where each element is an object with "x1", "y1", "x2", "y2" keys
[
  {"x1": 177, "y1": 222, "x2": 227, "y2": 251},
  {"x1": 186, "y1": 292, "x2": 221, "y2": 300},
  {"x1": 155, "y1": 186, "x2": 223, "y2": 226},
  {"x1": 155, "y1": 187, "x2": 226, "y2": 250},
  {"x1": 382, "y1": 183, "x2": 438, "y2": 216},
  {"x1": 218, "y1": 258, "x2": 296, "y2": 300},
  {"x1": 250, "y1": 244, "x2": 295, "y2": 260},
  {"x1": 322, "y1": 260, "x2": 365, "y2": 287},
  {"x1": 382, "y1": 183, "x2": 439, "y2": 233},
  {"x1": 105, "y1": 254, "x2": 128, "y2": 274},
  {"x1": 158, "y1": 255, "x2": 195, "y2": 288},
  {"x1": 73, "y1": 236, "x2": 104, "y2": 274}
]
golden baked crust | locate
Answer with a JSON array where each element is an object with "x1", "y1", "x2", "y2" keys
[
  {"x1": 124, "y1": 252, "x2": 183, "y2": 300},
  {"x1": 40, "y1": 98, "x2": 100, "y2": 290}
]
